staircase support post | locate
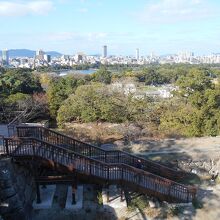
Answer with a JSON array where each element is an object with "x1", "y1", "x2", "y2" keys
[
  {"x1": 120, "y1": 188, "x2": 124, "y2": 202},
  {"x1": 71, "y1": 182, "x2": 77, "y2": 205},
  {"x1": 5, "y1": 139, "x2": 9, "y2": 155},
  {"x1": 36, "y1": 182, "x2": 41, "y2": 204},
  {"x1": 107, "y1": 185, "x2": 110, "y2": 203}
]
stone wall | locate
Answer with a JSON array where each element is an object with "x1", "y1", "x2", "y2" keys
[
  {"x1": 0, "y1": 158, "x2": 36, "y2": 220},
  {"x1": 178, "y1": 159, "x2": 220, "y2": 177}
]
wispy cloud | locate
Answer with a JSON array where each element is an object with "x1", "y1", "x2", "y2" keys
[
  {"x1": 138, "y1": 0, "x2": 219, "y2": 24},
  {"x1": 47, "y1": 32, "x2": 108, "y2": 42},
  {"x1": 78, "y1": 8, "x2": 88, "y2": 13},
  {"x1": 0, "y1": 1, "x2": 54, "y2": 17}
]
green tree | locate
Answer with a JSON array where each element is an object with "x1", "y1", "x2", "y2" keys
[
  {"x1": 176, "y1": 68, "x2": 212, "y2": 98},
  {"x1": 57, "y1": 83, "x2": 150, "y2": 127},
  {"x1": 0, "y1": 69, "x2": 45, "y2": 123},
  {"x1": 4, "y1": 93, "x2": 31, "y2": 108},
  {"x1": 140, "y1": 68, "x2": 169, "y2": 85},
  {"x1": 57, "y1": 83, "x2": 104, "y2": 125},
  {"x1": 159, "y1": 69, "x2": 220, "y2": 137},
  {"x1": 0, "y1": 69, "x2": 42, "y2": 95},
  {"x1": 159, "y1": 102, "x2": 203, "y2": 137},
  {"x1": 47, "y1": 75, "x2": 85, "y2": 118},
  {"x1": 91, "y1": 67, "x2": 112, "y2": 84}
]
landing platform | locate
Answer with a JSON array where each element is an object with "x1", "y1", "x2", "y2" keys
[{"x1": 102, "y1": 185, "x2": 127, "y2": 209}]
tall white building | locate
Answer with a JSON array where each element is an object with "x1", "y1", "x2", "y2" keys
[
  {"x1": 36, "y1": 49, "x2": 45, "y2": 60},
  {"x1": 36, "y1": 49, "x2": 44, "y2": 56},
  {"x1": 44, "y1": 54, "x2": 51, "y2": 63},
  {"x1": 136, "y1": 48, "x2": 139, "y2": 60},
  {"x1": 103, "y1": 45, "x2": 107, "y2": 58},
  {"x1": 2, "y1": 49, "x2": 9, "y2": 65},
  {"x1": 178, "y1": 51, "x2": 194, "y2": 62}
]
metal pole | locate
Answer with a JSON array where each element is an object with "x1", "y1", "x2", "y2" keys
[{"x1": 36, "y1": 182, "x2": 41, "y2": 204}]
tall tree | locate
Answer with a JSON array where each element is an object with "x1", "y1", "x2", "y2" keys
[
  {"x1": 0, "y1": 69, "x2": 42, "y2": 95},
  {"x1": 47, "y1": 75, "x2": 85, "y2": 118}
]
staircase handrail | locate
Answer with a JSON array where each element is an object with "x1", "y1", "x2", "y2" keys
[
  {"x1": 3, "y1": 137, "x2": 197, "y2": 202},
  {"x1": 17, "y1": 125, "x2": 188, "y2": 181}
]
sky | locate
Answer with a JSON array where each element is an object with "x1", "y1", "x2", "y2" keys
[{"x1": 1, "y1": 0, "x2": 220, "y2": 56}]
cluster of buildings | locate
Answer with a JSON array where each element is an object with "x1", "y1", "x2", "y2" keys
[
  {"x1": 0, "y1": 49, "x2": 52, "y2": 69},
  {"x1": 1, "y1": 47, "x2": 220, "y2": 69},
  {"x1": 159, "y1": 51, "x2": 220, "y2": 65},
  {"x1": 111, "y1": 80, "x2": 176, "y2": 99}
]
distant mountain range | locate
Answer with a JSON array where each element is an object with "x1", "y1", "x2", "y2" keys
[{"x1": 0, "y1": 49, "x2": 62, "y2": 58}]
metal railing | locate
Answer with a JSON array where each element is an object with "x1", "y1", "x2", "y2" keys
[
  {"x1": 0, "y1": 135, "x2": 4, "y2": 155},
  {"x1": 3, "y1": 137, "x2": 196, "y2": 202},
  {"x1": 17, "y1": 126, "x2": 188, "y2": 181}
]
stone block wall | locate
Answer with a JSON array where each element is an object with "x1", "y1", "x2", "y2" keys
[{"x1": 0, "y1": 158, "x2": 36, "y2": 220}]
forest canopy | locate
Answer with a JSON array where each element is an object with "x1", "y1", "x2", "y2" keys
[{"x1": 0, "y1": 64, "x2": 219, "y2": 137}]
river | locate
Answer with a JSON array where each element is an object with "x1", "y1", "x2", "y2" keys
[{"x1": 59, "y1": 69, "x2": 97, "y2": 76}]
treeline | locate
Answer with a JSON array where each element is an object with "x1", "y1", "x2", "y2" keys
[
  {"x1": 159, "y1": 69, "x2": 220, "y2": 137},
  {"x1": 0, "y1": 68, "x2": 48, "y2": 122},
  {"x1": 113, "y1": 64, "x2": 220, "y2": 85},
  {"x1": 0, "y1": 65, "x2": 219, "y2": 137}
]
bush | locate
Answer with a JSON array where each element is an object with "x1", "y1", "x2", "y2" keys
[
  {"x1": 97, "y1": 191, "x2": 103, "y2": 205},
  {"x1": 128, "y1": 195, "x2": 149, "y2": 212}
]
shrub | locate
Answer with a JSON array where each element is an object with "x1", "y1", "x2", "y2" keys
[
  {"x1": 128, "y1": 195, "x2": 149, "y2": 212},
  {"x1": 97, "y1": 191, "x2": 103, "y2": 205}
]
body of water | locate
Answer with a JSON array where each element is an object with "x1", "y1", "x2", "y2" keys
[{"x1": 59, "y1": 69, "x2": 97, "y2": 76}]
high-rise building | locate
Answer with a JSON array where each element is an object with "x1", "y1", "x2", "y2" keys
[
  {"x1": 2, "y1": 49, "x2": 9, "y2": 65},
  {"x1": 36, "y1": 49, "x2": 44, "y2": 56},
  {"x1": 36, "y1": 49, "x2": 45, "y2": 60},
  {"x1": 136, "y1": 48, "x2": 139, "y2": 60},
  {"x1": 75, "y1": 53, "x2": 83, "y2": 62},
  {"x1": 44, "y1": 54, "x2": 51, "y2": 63},
  {"x1": 103, "y1": 45, "x2": 107, "y2": 58}
]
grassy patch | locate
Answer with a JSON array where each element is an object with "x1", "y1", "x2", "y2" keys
[{"x1": 128, "y1": 195, "x2": 149, "y2": 212}]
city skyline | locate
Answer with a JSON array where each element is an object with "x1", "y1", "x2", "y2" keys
[
  {"x1": 1, "y1": 0, "x2": 220, "y2": 55},
  {"x1": 2, "y1": 47, "x2": 220, "y2": 57}
]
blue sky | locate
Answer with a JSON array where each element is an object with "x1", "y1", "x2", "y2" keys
[{"x1": 1, "y1": 0, "x2": 220, "y2": 55}]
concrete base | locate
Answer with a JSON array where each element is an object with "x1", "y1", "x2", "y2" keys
[
  {"x1": 0, "y1": 143, "x2": 4, "y2": 155},
  {"x1": 102, "y1": 185, "x2": 127, "y2": 209},
  {"x1": 33, "y1": 185, "x2": 56, "y2": 209},
  {"x1": 65, "y1": 185, "x2": 83, "y2": 210}
]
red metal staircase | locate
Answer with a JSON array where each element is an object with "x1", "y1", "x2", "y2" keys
[{"x1": 2, "y1": 126, "x2": 196, "y2": 203}]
